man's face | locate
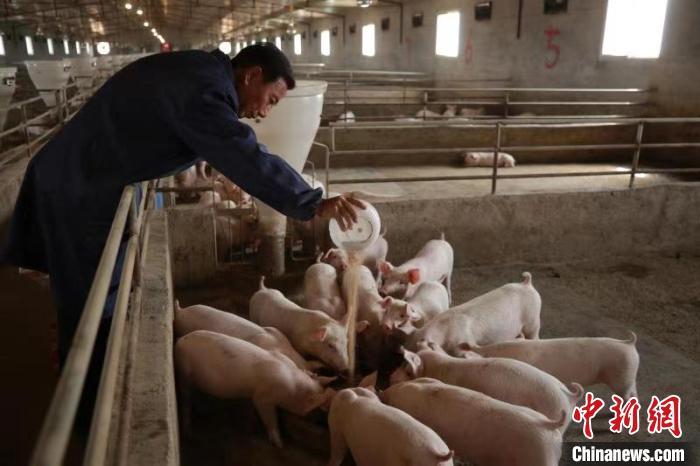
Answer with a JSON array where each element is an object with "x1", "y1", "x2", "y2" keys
[{"x1": 236, "y1": 66, "x2": 288, "y2": 119}]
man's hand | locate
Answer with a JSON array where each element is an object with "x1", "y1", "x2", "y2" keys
[{"x1": 316, "y1": 194, "x2": 366, "y2": 231}]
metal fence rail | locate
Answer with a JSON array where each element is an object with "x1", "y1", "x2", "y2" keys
[
  {"x1": 0, "y1": 81, "x2": 98, "y2": 169},
  {"x1": 29, "y1": 181, "x2": 152, "y2": 466},
  {"x1": 323, "y1": 84, "x2": 651, "y2": 121},
  {"x1": 324, "y1": 117, "x2": 700, "y2": 194}
]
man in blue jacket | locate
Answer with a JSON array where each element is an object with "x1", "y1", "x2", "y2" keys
[{"x1": 0, "y1": 44, "x2": 361, "y2": 396}]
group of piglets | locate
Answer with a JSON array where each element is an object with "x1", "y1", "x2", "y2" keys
[{"x1": 173, "y1": 230, "x2": 640, "y2": 466}]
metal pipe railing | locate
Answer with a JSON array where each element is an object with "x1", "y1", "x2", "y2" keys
[
  {"x1": 322, "y1": 83, "x2": 651, "y2": 122},
  {"x1": 324, "y1": 117, "x2": 700, "y2": 193},
  {"x1": 83, "y1": 181, "x2": 149, "y2": 466},
  {"x1": 30, "y1": 186, "x2": 135, "y2": 466}
]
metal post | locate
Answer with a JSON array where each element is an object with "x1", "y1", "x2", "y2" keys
[
  {"x1": 422, "y1": 90, "x2": 428, "y2": 120},
  {"x1": 343, "y1": 79, "x2": 349, "y2": 116},
  {"x1": 504, "y1": 91, "x2": 510, "y2": 118},
  {"x1": 21, "y1": 104, "x2": 31, "y2": 157},
  {"x1": 491, "y1": 122, "x2": 502, "y2": 194},
  {"x1": 629, "y1": 121, "x2": 645, "y2": 188}
]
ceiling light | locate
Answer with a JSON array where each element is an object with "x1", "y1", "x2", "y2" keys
[
  {"x1": 143, "y1": 21, "x2": 149, "y2": 27},
  {"x1": 151, "y1": 28, "x2": 156, "y2": 33},
  {"x1": 357, "y1": 0, "x2": 372, "y2": 7},
  {"x1": 124, "y1": 2, "x2": 132, "y2": 10},
  {"x1": 136, "y1": 9, "x2": 143, "y2": 15}
]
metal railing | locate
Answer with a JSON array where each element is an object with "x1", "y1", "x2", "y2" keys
[
  {"x1": 29, "y1": 181, "x2": 154, "y2": 466},
  {"x1": 0, "y1": 81, "x2": 98, "y2": 169},
  {"x1": 325, "y1": 117, "x2": 700, "y2": 194},
  {"x1": 323, "y1": 84, "x2": 651, "y2": 122}
]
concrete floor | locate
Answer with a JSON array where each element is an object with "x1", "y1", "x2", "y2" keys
[
  {"x1": 178, "y1": 251, "x2": 700, "y2": 465},
  {"x1": 323, "y1": 163, "x2": 683, "y2": 200}
]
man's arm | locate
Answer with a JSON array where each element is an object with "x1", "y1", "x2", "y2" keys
[{"x1": 178, "y1": 86, "x2": 323, "y2": 221}]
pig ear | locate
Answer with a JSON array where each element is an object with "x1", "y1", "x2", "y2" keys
[
  {"x1": 356, "y1": 320, "x2": 370, "y2": 333},
  {"x1": 311, "y1": 326, "x2": 329, "y2": 342},
  {"x1": 359, "y1": 371, "x2": 378, "y2": 389},
  {"x1": 407, "y1": 268, "x2": 421, "y2": 285},
  {"x1": 304, "y1": 388, "x2": 336, "y2": 414},
  {"x1": 405, "y1": 304, "x2": 421, "y2": 321},
  {"x1": 380, "y1": 296, "x2": 393, "y2": 309},
  {"x1": 402, "y1": 349, "x2": 422, "y2": 377},
  {"x1": 379, "y1": 261, "x2": 394, "y2": 274},
  {"x1": 314, "y1": 375, "x2": 338, "y2": 386}
]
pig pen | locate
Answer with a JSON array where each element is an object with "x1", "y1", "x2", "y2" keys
[{"x1": 112, "y1": 181, "x2": 700, "y2": 466}]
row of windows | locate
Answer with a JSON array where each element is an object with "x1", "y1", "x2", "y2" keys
[
  {"x1": 0, "y1": 36, "x2": 95, "y2": 57},
  {"x1": 222, "y1": 0, "x2": 668, "y2": 60}
]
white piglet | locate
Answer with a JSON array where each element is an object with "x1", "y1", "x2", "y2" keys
[
  {"x1": 470, "y1": 332, "x2": 640, "y2": 399},
  {"x1": 381, "y1": 281, "x2": 450, "y2": 335},
  {"x1": 174, "y1": 301, "x2": 312, "y2": 371},
  {"x1": 174, "y1": 331, "x2": 335, "y2": 447},
  {"x1": 391, "y1": 347, "x2": 583, "y2": 432},
  {"x1": 328, "y1": 387, "x2": 454, "y2": 466},
  {"x1": 380, "y1": 233, "x2": 454, "y2": 303},
  {"x1": 250, "y1": 277, "x2": 368, "y2": 372},
  {"x1": 463, "y1": 151, "x2": 517, "y2": 167},
  {"x1": 381, "y1": 378, "x2": 564, "y2": 466},
  {"x1": 407, "y1": 272, "x2": 541, "y2": 354},
  {"x1": 304, "y1": 256, "x2": 347, "y2": 320}
]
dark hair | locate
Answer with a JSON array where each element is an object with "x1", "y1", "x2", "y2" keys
[{"x1": 231, "y1": 42, "x2": 296, "y2": 90}]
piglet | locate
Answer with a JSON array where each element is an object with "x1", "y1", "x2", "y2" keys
[
  {"x1": 463, "y1": 151, "x2": 516, "y2": 167},
  {"x1": 469, "y1": 332, "x2": 640, "y2": 399},
  {"x1": 381, "y1": 281, "x2": 449, "y2": 335},
  {"x1": 250, "y1": 277, "x2": 368, "y2": 372},
  {"x1": 379, "y1": 233, "x2": 453, "y2": 303},
  {"x1": 173, "y1": 301, "x2": 313, "y2": 371},
  {"x1": 175, "y1": 331, "x2": 335, "y2": 447},
  {"x1": 391, "y1": 347, "x2": 583, "y2": 432},
  {"x1": 381, "y1": 378, "x2": 564, "y2": 466},
  {"x1": 328, "y1": 386, "x2": 453, "y2": 466},
  {"x1": 406, "y1": 272, "x2": 541, "y2": 354},
  {"x1": 304, "y1": 255, "x2": 347, "y2": 320}
]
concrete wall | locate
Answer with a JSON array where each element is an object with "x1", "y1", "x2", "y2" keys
[
  {"x1": 279, "y1": 0, "x2": 700, "y2": 115},
  {"x1": 376, "y1": 183, "x2": 700, "y2": 267}
]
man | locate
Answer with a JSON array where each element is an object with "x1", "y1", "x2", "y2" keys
[{"x1": 0, "y1": 44, "x2": 361, "y2": 401}]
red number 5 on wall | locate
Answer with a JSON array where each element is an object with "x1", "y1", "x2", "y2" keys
[{"x1": 544, "y1": 26, "x2": 561, "y2": 69}]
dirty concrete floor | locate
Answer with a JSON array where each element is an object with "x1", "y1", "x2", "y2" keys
[
  {"x1": 178, "y1": 252, "x2": 700, "y2": 465},
  {"x1": 320, "y1": 163, "x2": 685, "y2": 200}
]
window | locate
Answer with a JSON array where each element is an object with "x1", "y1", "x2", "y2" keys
[
  {"x1": 602, "y1": 0, "x2": 668, "y2": 58},
  {"x1": 293, "y1": 33, "x2": 302, "y2": 55},
  {"x1": 96, "y1": 41, "x2": 111, "y2": 55},
  {"x1": 75, "y1": 41, "x2": 81, "y2": 54},
  {"x1": 64, "y1": 38, "x2": 70, "y2": 55},
  {"x1": 362, "y1": 24, "x2": 375, "y2": 57},
  {"x1": 86, "y1": 42, "x2": 92, "y2": 55},
  {"x1": 235, "y1": 42, "x2": 241, "y2": 54},
  {"x1": 251, "y1": 39, "x2": 256, "y2": 45},
  {"x1": 0, "y1": 35, "x2": 5, "y2": 56},
  {"x1": 218, "y1": 41, "x2": 232, "y2": 54},
  {"x1": 242, "y1": 41, "x2": 247, "y2": 47},
  {"x1": 435, "y1": 12, "x2": 460, "y2": 57},
  {"x1": 25, "y1": 36, "x2": 34, "y2": 56},
  {"x1": 47, "y1": 38, "x2": 54, "y2": 55},
  {"x1": 261, "y1": 37, "x2": 267, "y2": 43},
  {"x1": 320, "y1": 29, "x2": 331, "y2": 56},
  {"x1": 275, "y1": 36, "x2": 281, "y2": 49}
]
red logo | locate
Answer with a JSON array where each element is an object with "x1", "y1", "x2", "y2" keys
[
  {"x1": 647, "y1": 395, "x2": 682, "y2": 438},
  {"x1": 572, "y1": 392, "x2": 605, "y2": 439},
  {"x1": 609, "y1": 395, "x2": 641, "y2": 435}
]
